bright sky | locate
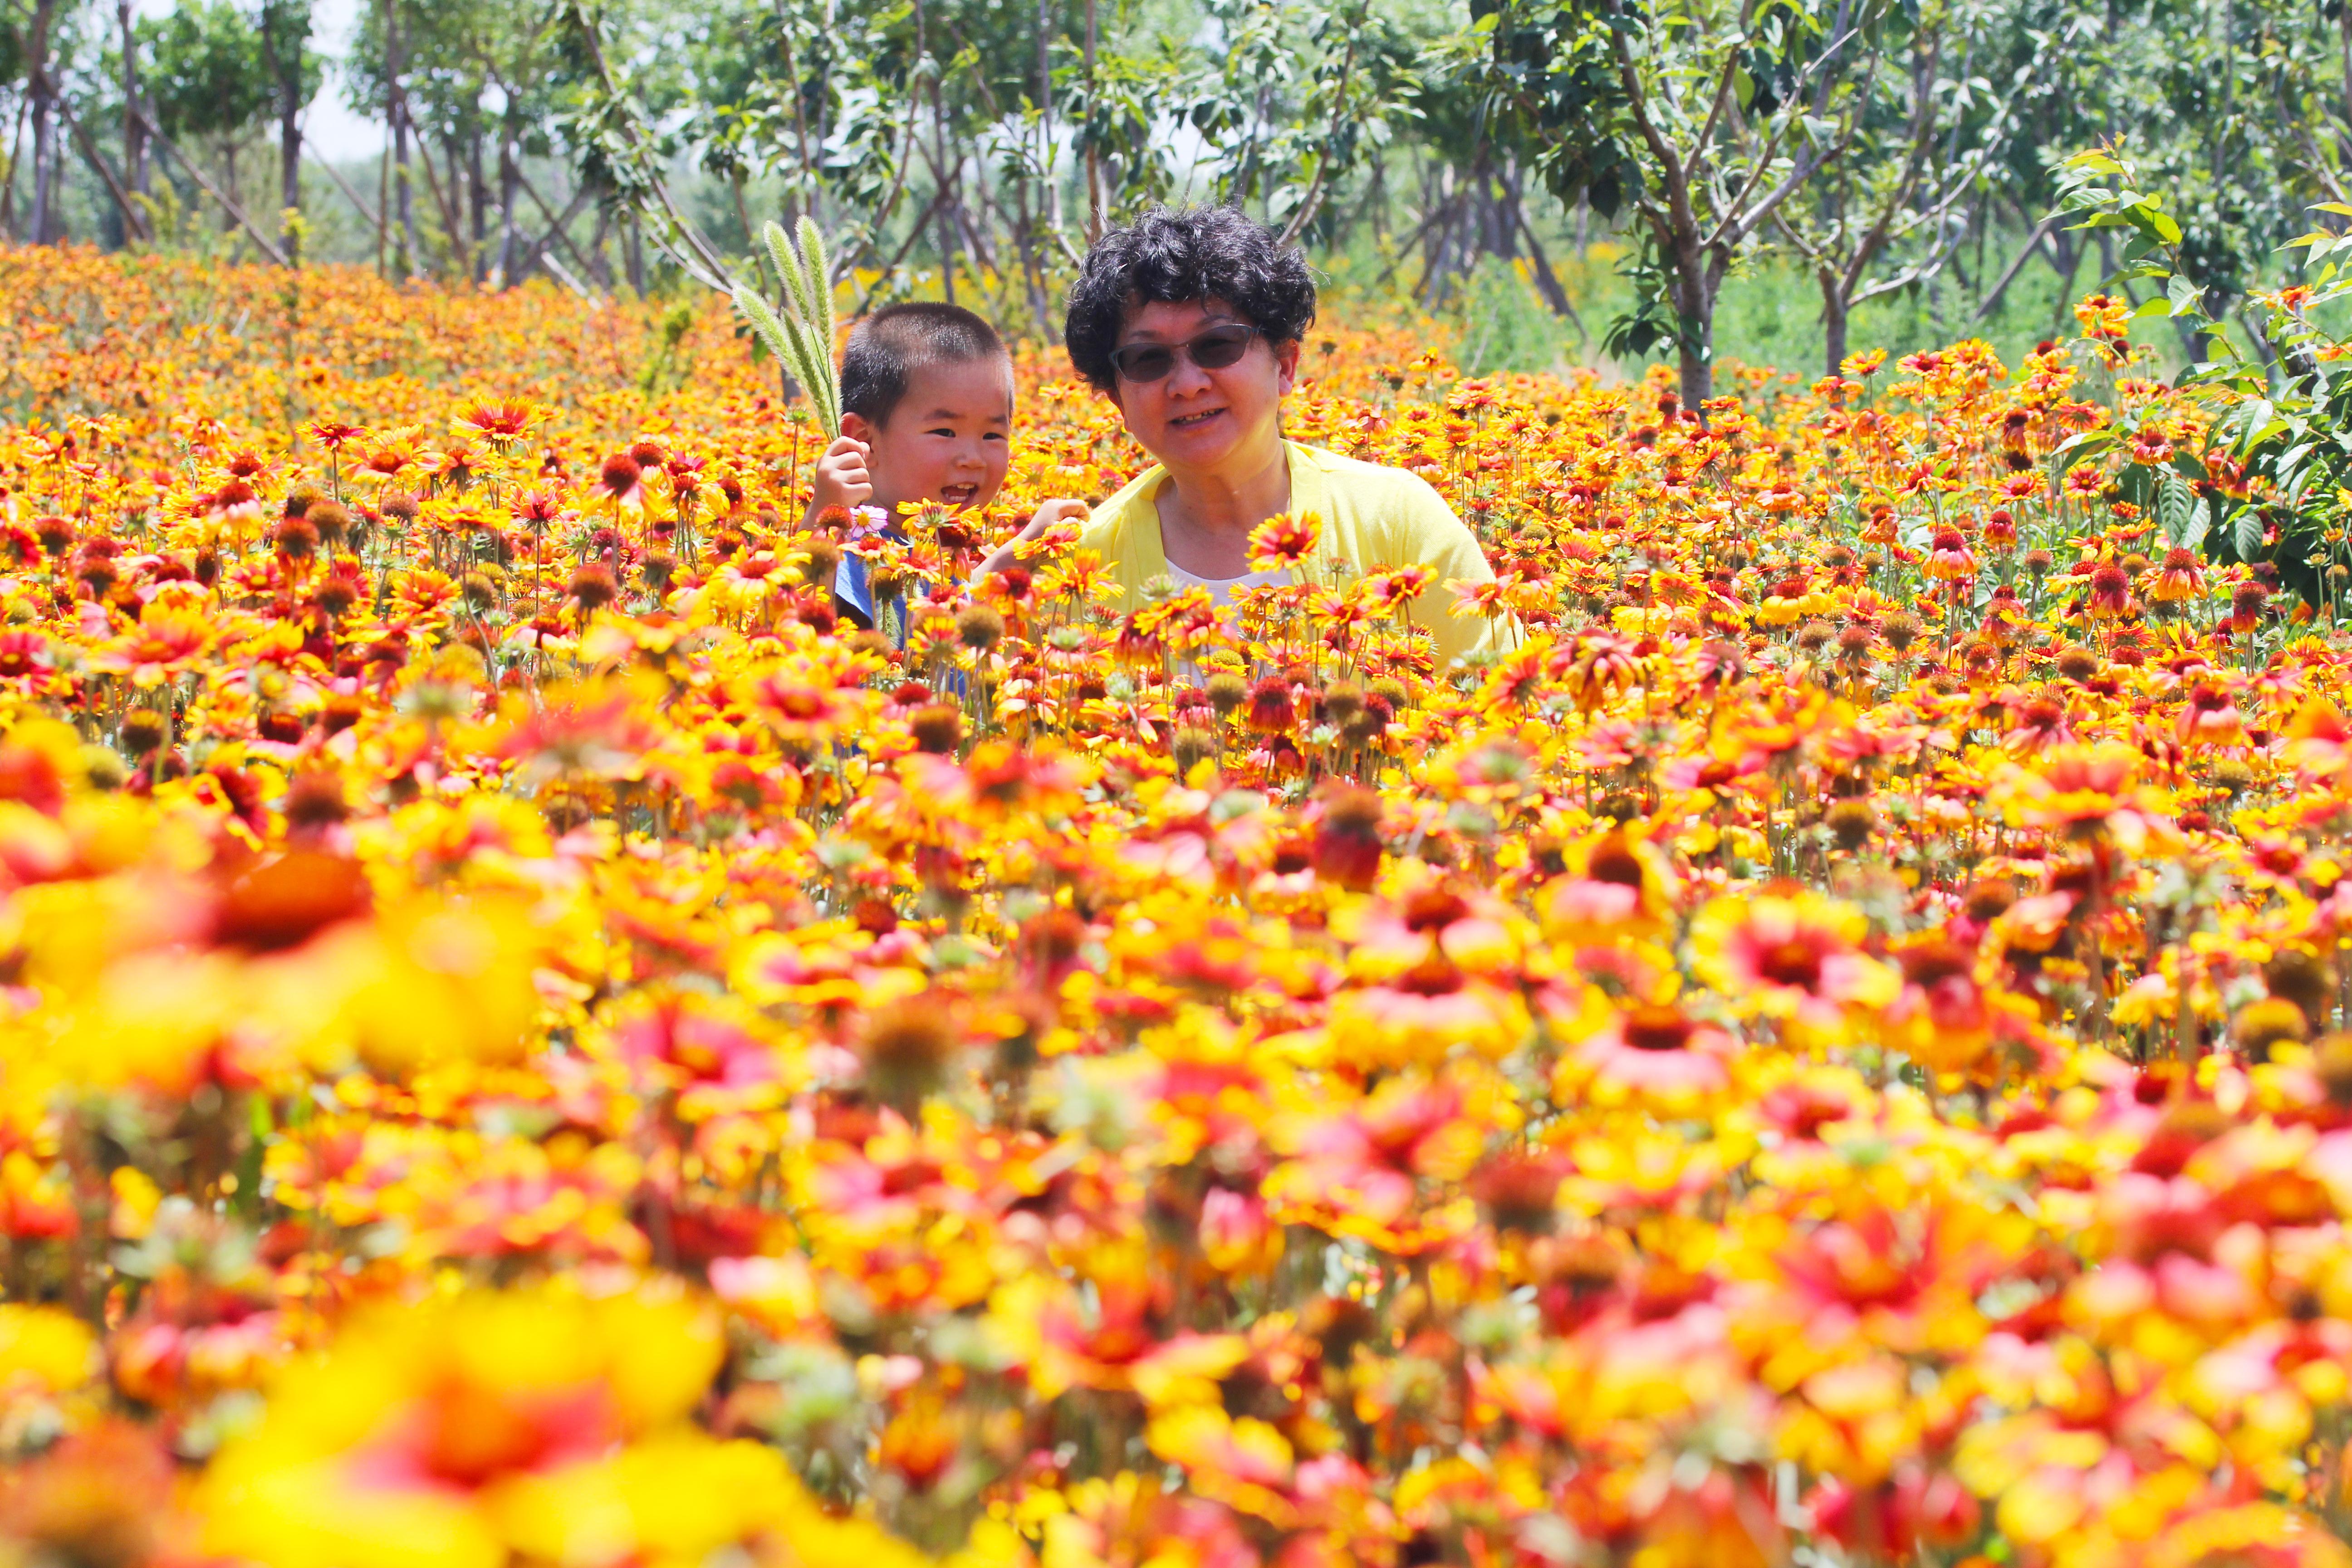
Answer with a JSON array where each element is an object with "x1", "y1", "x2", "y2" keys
[{"x1": 137, "y1": 0, "x2": 386, "y2": 164}]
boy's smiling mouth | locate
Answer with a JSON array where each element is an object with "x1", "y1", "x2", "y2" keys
[{"x1": 940, "y1": 482, "x2": 980, "y2": 505}]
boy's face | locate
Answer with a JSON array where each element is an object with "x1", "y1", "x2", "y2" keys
[{"x1": 840, "y1": 358, "x2": 1013, "y2": 514}]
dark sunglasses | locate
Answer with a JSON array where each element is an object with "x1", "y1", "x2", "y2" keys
[{"x1": 1107, "y1": 323, "x2": 1263, "y2": 383}]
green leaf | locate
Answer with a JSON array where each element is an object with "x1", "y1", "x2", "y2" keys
[
  {"x1": 2063, "y1": 151, "x2": 2128, "y2": 176},
  {"x1": 2048, "y1": 429, "x2": 2114, "y2": 467},
  {"x1": 2158, "y1": 469, "x2": 2194, "y2": 548},
  {"x1": 2234, "y1": 508, "x2": 2265, "y2": 561}
]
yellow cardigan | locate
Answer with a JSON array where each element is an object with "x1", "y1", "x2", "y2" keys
[{"x1": 1075, "y1": 441, "x2": 1511, "y2": 668}]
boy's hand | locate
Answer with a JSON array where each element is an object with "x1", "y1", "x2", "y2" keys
[
  {"x1": 980, "y1": 498, "x2": 1090, "y2": 579},
  {"x1": 805, "y1": 436, "x2": 873, "y2": 522},
  {"x1": 1014, "y1": 497, "x2": 1090, "y2": 550}
]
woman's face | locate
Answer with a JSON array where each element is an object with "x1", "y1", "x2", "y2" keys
[{"x1": 1107, "y1": 298, "x2": 1299, "y2": 478}]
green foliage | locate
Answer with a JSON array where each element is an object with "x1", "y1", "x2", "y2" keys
[
  {"x1": 2055, "y1": 145, "x2": 2348, "y2": 601},
  {"x1": 143, "y1": 0, "x2": 274, "y2": 143},
  {"x1": 253, "y1": 0, "x2": 323, "y2": 116},
  {"x1": 1466, "y1": 0, "x2": 1946, "y2": 404}
]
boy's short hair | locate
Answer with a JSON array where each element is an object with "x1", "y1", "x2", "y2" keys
[
  {"x1": 1064, "y1": 205, "x2": 1317, "y2": 393},
  {"x1": 840, "y1": 303, "x2": 1009, "y2": 427}
]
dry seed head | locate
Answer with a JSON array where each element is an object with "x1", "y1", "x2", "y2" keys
[
  {"x1": 859, "y1": 995, "x2": 962, "y2": 1114},
  {"x1": 1171, "y1": 727, "x2": 1217, "y2": 773},
  {"x1": 2263, "y1": 948, "x2": 2334, "y2": 1031},
  {"x1": 909, "y1": 705, "x2": 964, "y2": 755},
  {"x1": 1824, "y1": 799, "x2": 1875, "y2": 851},
  {"x1": 2316, "y1": 1032, "x2": 2352, "y2": 1107},
  {"x1": 274, "y1": 516, "x2": 318, "y2": 559},
  {"x1": 119, "y1": 709, "x2": 167, "y2": 757},
  {"x1": 800, "y1": 537, "x2": 843, "y2": 587},
  {"x1": 283, "y1": 771, "x2": 350, "y2": 831},
  {"x1": 568, "y1": 563, "x2": 619, "y2": 612},
  {"x1": 956, "y1": 605, "x2": 1004, "y2": 652},
  {"x1": 317, "y1": 575, "x2": 361, "y2": 617},
  {"x1": 2235, "y1": 996, "x2": 2308, "y2": 1062},
  {"x1": 305, "y1": 500, "x2": 352, "y2": 545}
]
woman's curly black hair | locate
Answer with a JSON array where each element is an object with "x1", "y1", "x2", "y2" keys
[{"x1": 1064, "y1": 205, "x2": 1318, "y2": 392}]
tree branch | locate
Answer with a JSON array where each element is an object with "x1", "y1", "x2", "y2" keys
[
  {"x1": 49, "y1": 77, "x2": 147, "y2": 241},
  {"x1": 307, "y1": 150, "x2": 384, "y2": 236},
  {"x1": 1972, "y1": 211, "x2": 2059, "y2": 320},
  {"x1": 1278, "y1": 20, "x2": 1362, "y2": 246},
  {"x1": 137, "y1": 107, "x2": 290, "y2": 266}
]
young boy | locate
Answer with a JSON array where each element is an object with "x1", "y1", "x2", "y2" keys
[{"x1": 804, "y1": 302, "x2": 1085, "y2": 628}]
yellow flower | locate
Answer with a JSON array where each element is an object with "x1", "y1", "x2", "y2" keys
[{"x1": 0, "y1": 1305, "x2": 98, "y2": 1397}]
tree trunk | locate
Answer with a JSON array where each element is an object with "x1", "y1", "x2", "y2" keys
[
  {"x1": 280, "y1": 113, "x2": 302, "y2": 255},
  {"x1": 119, "y1": 0, "x2": 147, "y2": 198},
  {"x1": 25, "y1": 0, "x2": 57, "y2": 245},
  {"x1": 1037, "y1": 0, "x2": 1060, "y2": 237},
  {"x1": 493, "y1": 127, "x2": 520, "y2": 284},
  {"x1": 1083, "y1": 0, "x2": 1102, "y2": 236},
  {"x1": 1821, "y1": 270, "x2": 1849, "y2": 379},
  {"x1": 386, "y1": 0, "x2": 419, "y2": 278},
  {"x1": 1508, "y1": 187, "x2": 1581, "y2": 331},
  {"x1": 469, "y1": 127, "x2": 489, "y2": 280},
  {"x1": 256, "y1": 0, "x2": 304, "y2": 253},
  {"x1": 376, "y1": 132, "x2": 389, "y2": 276},
  {"x1": 222, "y1": 142, "x2": 240, "y2": 233},
  {"x1": 937, "y1": 189, "x2": 957, "y2": 304},
  {"x1": 1677, "y1": 338, "x2": 1711, "y2": 412},
  {"x1": 585, "y1": 204, "x2": 612, "y2": 289},
  {"x1": 1667, "y1": 237, "x2": 1718, "y2": 413}
]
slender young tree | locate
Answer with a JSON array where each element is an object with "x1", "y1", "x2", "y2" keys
[
  {"x1": 1771, "y1": 0, "x2": 2014, "y2": 373},
  {"x1": 12, "y1": 0, "x2": 60, "y2": 244},
  {"x1": 144, "y1": 0, "x2": 270, "y2": 234},
  {"x1": 117, "y1": 0, "x2": 144, "y2": 197},
  {"x1": 253, "y1": 0, "x2": 318, "y2": 253},
  {"x1": 1478, "y1": 0, "x2": 1910, "y2": 409}
]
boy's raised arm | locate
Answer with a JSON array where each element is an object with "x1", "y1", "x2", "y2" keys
[{"x1": 976, "y1": 497, "x2": 1091, "y2": 580}]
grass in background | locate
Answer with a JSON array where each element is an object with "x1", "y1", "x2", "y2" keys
[{"x1": 1326, "y1": 233, "x2": 2126, "y2": 386}]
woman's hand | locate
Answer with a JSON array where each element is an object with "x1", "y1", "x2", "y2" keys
[
  {"x1": 978, "y1": 497, "x2": 1090, "y2": 579},
  {"x1": 803, "y1": 436, "x2": 873, "y2": 527}
]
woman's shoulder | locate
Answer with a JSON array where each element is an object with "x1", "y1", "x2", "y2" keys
[
  {"x1": 1287, "y1": 441, "x2": 1459, "y2": 538},
  {"x1": 1077, "y1": 465, "x2": 1164, "y2": 549}
]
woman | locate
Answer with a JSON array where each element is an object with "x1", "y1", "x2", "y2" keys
[{"x1": 985, "y1": 206, "x2": 1512, "y2": 669}]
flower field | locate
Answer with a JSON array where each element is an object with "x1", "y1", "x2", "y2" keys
[{"x1": 1, "y1": 245, "x2": 2351, "y2": 1568}]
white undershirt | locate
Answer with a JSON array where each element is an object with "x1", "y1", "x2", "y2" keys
[{"x1": 1167, "y1": 560, "x2": 1288, "y2": 608}]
